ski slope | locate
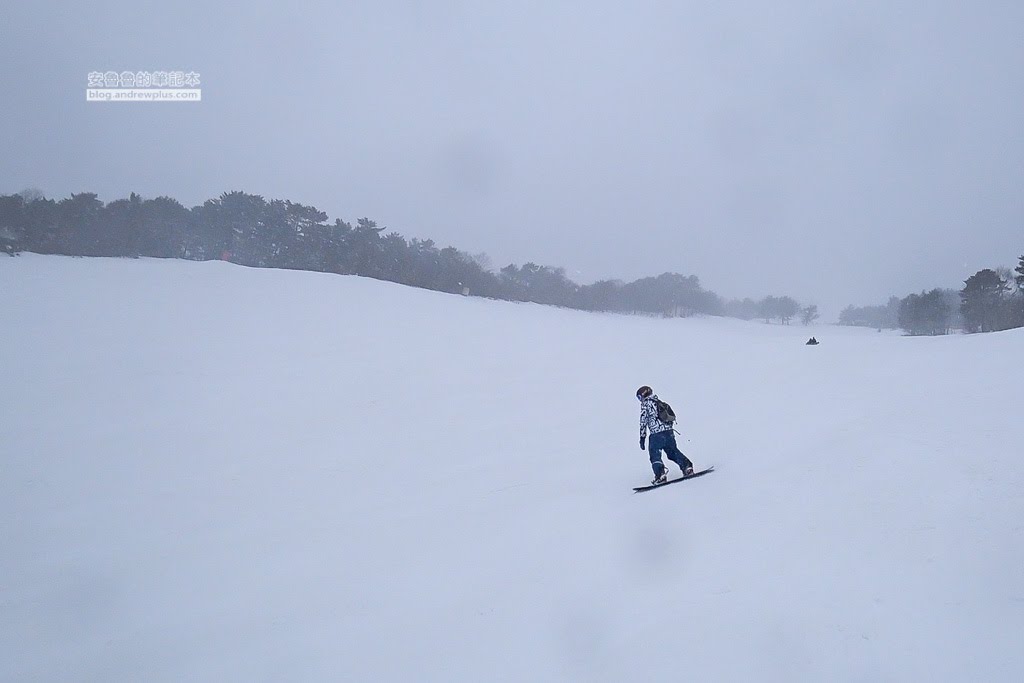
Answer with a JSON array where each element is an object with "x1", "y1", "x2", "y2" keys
[{"x1": 2, "y1": 255, "x2": 1022, "y2": 682}]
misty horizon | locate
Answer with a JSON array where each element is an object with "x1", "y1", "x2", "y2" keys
[{"x1": 2, "y1": 1, "x2": 1022, "y2": 316}]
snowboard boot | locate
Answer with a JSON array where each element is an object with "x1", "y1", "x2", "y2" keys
[
  {"x1": 652, "y1": 470, "x2": 668, "y2": 485},
  {"x1": 683, "y1": 466, "x2": 694, "y2": 476}
]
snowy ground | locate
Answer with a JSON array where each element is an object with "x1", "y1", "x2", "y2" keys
[{"x1": 2, "y1": 255, "x2": 1023, "y2": 682}]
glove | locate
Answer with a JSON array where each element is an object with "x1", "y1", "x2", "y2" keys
[{"x1": 639, "y1": 436, "x2": 646, "y2": 450}]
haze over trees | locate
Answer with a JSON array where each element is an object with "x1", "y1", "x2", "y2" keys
[
  {"x1": 960, "y1": 267, "x2": 1023, "y2": 333},
  {"x1": 754, "y1": 296, "x2": 800, "y2": 324},
  {"x1": 838, "y1": 297, "x2": 901, "y2": 329},
  {"x1": 898, "y1": 290, "x2": 952, "y2": 336},
  {"x1": 840, "y1": 257, "x2": 1024, "y2": 336},
  {"x1": 800, "y1": 304, "x2": 820, "y2": 326},
  {"x1": 0, "y1": 190, "x2": 812, "y2": 322}
]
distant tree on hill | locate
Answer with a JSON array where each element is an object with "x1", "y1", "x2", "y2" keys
[
  {"x1": 499, "y1": 262, "x2": 577, "y2": 306},
  {"x1": 192, "y1": 191, "x2": 264, "y2": 264},
  {"x1": 723, "y1": 297, "x2": 760, "y2": 320},
  {"x1": 960, "y1": 269, "x2": 1009, "y2": 333},
  {"x1": 1014, "y1": 255, "x2": 1024, "y2": 328},
  {"x1": 581, "y1": 272, "x2": 720, "y2": 317},
  {"x1": 898, "y1": 289, "x2": 950, "y2": 335},
  {"x1": 469, "y1": 252, "x2": 492, "y2": 272},
  {"x1": 21, "y1": 195, "x2": 59, "y2": 253},
  {"x1": 18, "y1": 188, "x2": 45, "y2": 203},
  {"x1": 758, "y1": 296, "x2": 778, "y2": 323},
  {"x1": 938, "y1": 289, "x2": 964, "y2": 330},
  {"x1": 271, "y1": 200, "x2": 330, "y2": 271},
  {"x1": 576, "y1": 279, "x2": 622, "y2": 312},
  {"x1": 777, "y1": 296, "x2": 799, "y2": 324},
  {"x1": 342, "y1": 218, "x2": 387, "y2": 277},
  {"x1": 58, "y1": 193, "x2": 104, "y2": 256},
  {"x1": 139, "y1": 196, "x2": 192, "y2": 258},
  {"x1": 101, "y1": 192, "x2": 144, "y2": 257},
  {"x1": 897, "y1": 293, "x2": 922, "y2": 335},
  {"x1": 839, "y1": 304, "x2": 872, "y2": 327},
  {"x1": 839, "y1": 297, "x2": 900, "y2": 329},
  {"x1": 0, "y1": 194, "x2": 25, "y2": 254},
  {"x1": 0, "y1": 189, "x2": 787, "y2": 320},
  {"x1": 800, "y1": 304, "x2": 820, "y2": 325},
  {"x1": 755, "y1": 296, "x2": 799, "y2": 324}
]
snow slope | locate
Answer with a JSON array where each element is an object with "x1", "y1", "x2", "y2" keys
[{"x1": 2, "y1": 255, "x2": 1022, "y2": 682}]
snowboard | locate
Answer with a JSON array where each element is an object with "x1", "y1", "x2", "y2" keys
[{"x1": 633, "y1": 466, "x2": 714, "y2": 493}]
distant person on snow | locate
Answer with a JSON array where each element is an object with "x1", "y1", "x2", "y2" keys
[
  {"x1": 637, "y1": 385, "x2": 693, "y2": 485},
  {"x1": 806, "y1": 337, "x2": 819, "y2": 345}
]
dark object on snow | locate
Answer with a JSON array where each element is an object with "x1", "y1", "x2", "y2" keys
[
  {"x1": 633, "y1": 466, "x2": 715, "y2": 492},
  {"x1": 806, "y1": 337, "x2": 819, "y2": 345}
]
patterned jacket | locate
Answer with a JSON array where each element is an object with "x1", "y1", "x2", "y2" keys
[{"x1": 640, "y1": 394, "x2": 674, "y2": 440}]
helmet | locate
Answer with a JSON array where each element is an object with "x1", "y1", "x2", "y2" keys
[{"x1": 636, "y1": 385, "x2": 653, "y2": 400}]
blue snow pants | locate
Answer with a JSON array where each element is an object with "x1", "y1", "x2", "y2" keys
[{"x1": 648, "y1": 430, "x2": 693, "y2": 476}]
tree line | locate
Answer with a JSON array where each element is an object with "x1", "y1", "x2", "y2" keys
[
  {"x1": 722, "y1": 297, "x2": 819, "y2": 325},
  {"x1": 839, "y1": 259, "x2": 1024, "y2": 335},
  {"x1": 0, "y1": 190, "x2": 814, "y2": 322}
]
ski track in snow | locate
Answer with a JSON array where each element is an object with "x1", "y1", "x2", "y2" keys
[{"x1": 2, "y1": 255, "x2": 1023, "y2": 682}]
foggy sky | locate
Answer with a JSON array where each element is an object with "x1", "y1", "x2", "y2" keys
[{"x1": 2, "y1": 1, "x2": 1022, "y2": 317}]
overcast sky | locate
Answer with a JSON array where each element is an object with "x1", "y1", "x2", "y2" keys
[{"x1": 2, "y1": 1, "x2": 1022, "y2": 316}]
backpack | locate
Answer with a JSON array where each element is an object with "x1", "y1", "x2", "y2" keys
[{"x1": 654, "y1": 398, "x2": 676, "y2": 424}]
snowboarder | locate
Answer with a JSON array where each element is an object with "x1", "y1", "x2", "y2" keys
[{"x1": 637, "y1": 385, "x2": 693, "y2": 485}]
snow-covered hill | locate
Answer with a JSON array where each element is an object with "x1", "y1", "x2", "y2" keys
[{"x1": 2, "y1": 255, "x2": 1022, "y2": 682}]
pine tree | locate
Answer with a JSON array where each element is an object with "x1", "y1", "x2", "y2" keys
[
  {"x1": 960, "y1": 269, "x2": 1007, "y2": 333},
  {"x1": 1010, "y1": 255, "x2": 1024, "y2": 329}
]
